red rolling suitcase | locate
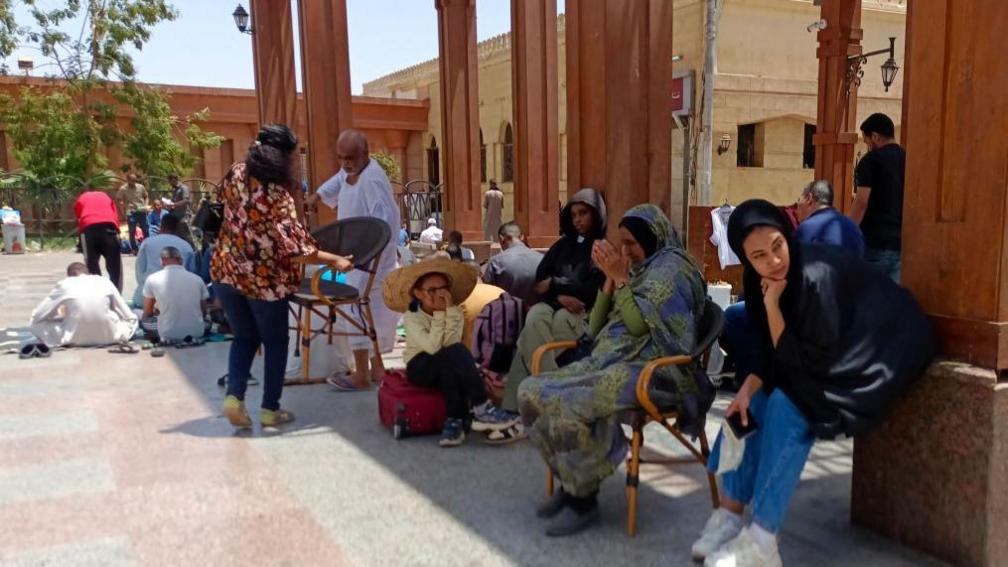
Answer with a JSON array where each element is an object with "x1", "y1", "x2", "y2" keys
[{"x1": 377, "y1": 370, "x2": 447, "y2": 439}]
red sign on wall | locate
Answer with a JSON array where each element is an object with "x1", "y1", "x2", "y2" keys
[{"x1": 672, "y1": 73, "x2": 693, "y2": 117}]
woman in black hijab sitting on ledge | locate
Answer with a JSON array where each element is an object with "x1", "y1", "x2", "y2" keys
[{"x1": 694, "y1": 199, "x2": 935, "y2": 567}]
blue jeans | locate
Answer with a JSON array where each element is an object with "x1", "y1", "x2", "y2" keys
[
  {"x1": 719, "y1": 302, "x2": 761, "y2": 388},
  {"x1": 708, "y1": 389, "x2": 815, "y2": 533},
  {"x1": 215, "y1": 283, "x2": 290, "y2": 411},
  {"x1": 126, "y1": 211, "x2": 149, "y2": 252},
  {"x1": 864, "y1": 247, "x2": 901, "y2": 284}
]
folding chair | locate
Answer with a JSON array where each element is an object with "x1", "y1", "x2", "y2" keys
[
  {"x1": 288, "y1": 216, "x2": 391, "y2": 385},
  {"x1": 531, "y1": 298, "x2": 724, "y2": 536}
]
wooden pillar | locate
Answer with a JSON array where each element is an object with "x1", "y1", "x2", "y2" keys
[
  {"x1": 511, "y1": 0, "x2": 560, "y2": 248},
  {"x1": 812, "y1": 0, "x2": 862, "y2": 214},
  {"x1": 900, "y1": 1, "x2": 1008, "y2": 370},
  {"x1": 850, "y1": 4, "x2": 1008, "y2": 566},
  {"x1": 565, "y1": 0, "x2": 675, "y2": 233},
  {"x1": 250, "y1": 0, "x2": 298, "y2": 127},
  {"x1": 298, "y1": 0, "x2": 353, "y2": 227},
  {"x1": 436, "y1": 0, "x2": 482, "y2": 240}
]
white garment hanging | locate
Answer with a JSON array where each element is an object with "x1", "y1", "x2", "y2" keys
[{"x1": 710, "y1": 206, "x2": 742, "y2": 270}]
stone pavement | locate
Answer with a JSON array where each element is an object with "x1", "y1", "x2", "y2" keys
[{"x1": 0, "y1": 252, "x2": 945, "y2": 566}]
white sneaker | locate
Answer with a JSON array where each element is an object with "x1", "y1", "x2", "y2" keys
[
  {"x1": 704, "y1": 526, "x2": 782, "y2": 567},
  {"x1": 692, "y1": 509, "x2": 744, "y2": 561}
]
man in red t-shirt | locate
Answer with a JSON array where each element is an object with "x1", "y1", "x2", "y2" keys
[{"x1": 74, "y1": 190, "x2": 123, "y2": 291}]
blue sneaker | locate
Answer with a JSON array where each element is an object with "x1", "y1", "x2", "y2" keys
[
  {"x1": 439, "y1": 418, "x2": 466, "y2": 447},
  {"x1": 471, "y1": 401, "x2": 520, "y2": 432}
]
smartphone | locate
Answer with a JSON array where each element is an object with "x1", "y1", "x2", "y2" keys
[{"x1": 726, "y1": 409, "x2": 758, "y2": 440}]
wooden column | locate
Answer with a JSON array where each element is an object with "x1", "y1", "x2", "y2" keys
[
  {"x1": 298, "y1": 0, "x2": 353, "y2": 227},
  {"x1": 565, "y1": 0, "x2": 675, "y2": 232},
  {"x1": 812, "y1": 0, "x2": 862, "y2": 214},
  {"x1": 250, "y1": 0, "x2": 298, "y2": 127},
  {"x1": 511, "y1": 0, "x2": 560, "y2": 248},
  {"x1": 900, "y1": 1, "x2": 1008, "y2": 370},
  {"x1": 436, "y1": 0, "x2": 482, "y2": 240}
]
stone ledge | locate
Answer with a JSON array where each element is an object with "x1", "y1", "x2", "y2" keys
[{"x1": 851, "y1": 359, "x2": 1007, "y2": 566}]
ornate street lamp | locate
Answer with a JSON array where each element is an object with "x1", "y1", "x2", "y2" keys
[
  {"x1": 716, "y1": 134, "x2": 732, "y2": 156},
  {"x1": 847, "y1": 36, "x2": 900, "y2": 94},
  {"x1": 232, "y1": 4, "x2": 253, "y2": 35}
]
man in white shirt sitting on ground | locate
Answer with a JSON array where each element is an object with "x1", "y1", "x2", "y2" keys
[
  {"x1": 142, "y1": 246, "x2": 209, "y2": 343},
  {"x1": 29, "y1": 262, "x2": 138, "y2": 346}
]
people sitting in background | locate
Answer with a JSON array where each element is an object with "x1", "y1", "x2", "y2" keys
[
  {"x1": 445, "y1": 230, "x2": 476, "y2": 262},
  {"x1": 694, "y1": 199, "x2": 934, "y2": 566},
  {"x1": 29, "y1": 262, "x2": 138, "y2": 347},
  {"x1": 74, "y1": 189, "x2": 123, "y2": 291},
  {"x1": 519, "y1": 205, "x2": 711, "y2": 536},
  {"x1": 720, "y1": 181, "x2": 865, "y2": 391},
  {"x1": 385, "y1": 258, "x2": 518, "y2": 447},
  {"x1": 419, "y1": 217, "x2": 443, "y2": 245},
  {"x1": 501, "y1": 188, "x2": 607, "y2": 417},
  {"x1": 134, "y1": 215, "x2": 195, "y2": 307},
  {"x1": 482, "y1": 221, "x2": 544, "y2": 306},
  {"x1": 794, "y1": 180, "x2": 864, "y2": 256},
  {"x1": 147, "y1": 198, "x2": 169, "y2": 236},
  {"x1": 142, "y1": 246, "x2": 210, "y2": 343}
]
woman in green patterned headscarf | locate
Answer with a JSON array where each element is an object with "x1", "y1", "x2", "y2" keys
[{"x1": 518, "y1": 204, "x2": 713, "y2": 537}]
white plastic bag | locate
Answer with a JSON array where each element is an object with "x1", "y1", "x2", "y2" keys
[{"x1": 716, "y1": 424, "x2": 746, "y2": 475}]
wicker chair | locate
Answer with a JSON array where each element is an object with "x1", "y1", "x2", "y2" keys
[
  {"x1": 531, "y1": 298, "x2": 724, "y2": 536},
  {"x1": 288, "y1": 217, "x2": 391, "y2": 385}
]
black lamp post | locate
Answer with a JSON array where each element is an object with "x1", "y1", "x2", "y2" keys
[
  {"x1": 847, "y1": 36, "x2": 900, "y2": 94},
  {"x1": 232, "y1": 4, "x2": 253, "y2": 35}
]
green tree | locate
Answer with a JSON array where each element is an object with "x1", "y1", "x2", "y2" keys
[
  {"x1": 0, "y1": 0, "x2": 220, "y2": 198},
  {"x1": 370, "y1": 151, "x2": 402, "y2": 183}
]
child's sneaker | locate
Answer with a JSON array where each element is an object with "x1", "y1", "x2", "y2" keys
[
  {"x1": 439, "y1": 418, "x2": 466, "y2": 447},
  {"x1": 260, "y1": 408, "x2": 296, "y2": 427},
  {"x1": 222, "y1": 395, "x2": 252, "y2": 428},
  {"x1": 470, "y1": 401, "x2": 519, "y2": 432}
]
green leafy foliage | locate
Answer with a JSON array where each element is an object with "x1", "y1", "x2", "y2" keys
[{"x1": 370, "y1": 151, "x2": 402, "y2": 183}]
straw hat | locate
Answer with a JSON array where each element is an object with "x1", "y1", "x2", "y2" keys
[{"x1": 383, "y1": 257, "x2": 478, "y2": 313}]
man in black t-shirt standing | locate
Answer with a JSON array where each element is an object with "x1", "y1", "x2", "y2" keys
[{"x1": 850, "y1": 113, "x2": 905, "y2": 283}]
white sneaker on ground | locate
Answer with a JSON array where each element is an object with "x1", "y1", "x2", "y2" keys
[
  {"x1": 704, "y1": 526, "x2": 782, "y2": 567},
  {"x1": 691, "y1": 509, "x2": 744, "y2": 561}
]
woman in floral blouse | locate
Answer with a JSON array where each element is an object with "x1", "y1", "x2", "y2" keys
[{"x1": 211, "y1": 124, "x2": 352, "y2": 429}]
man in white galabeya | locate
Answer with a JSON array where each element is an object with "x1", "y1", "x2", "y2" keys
[{"x1": 306, "y1": 129, "x2": 401, "y2": 390}]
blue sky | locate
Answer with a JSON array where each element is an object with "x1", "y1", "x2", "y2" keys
[{"x1": 6, "y1": 0, "x2": 563, "y2": 94}]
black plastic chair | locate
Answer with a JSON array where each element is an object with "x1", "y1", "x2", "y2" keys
[
  {"x1": 533, "y1": 298, "x2": 725, "y2": 536},
  {"x1": 288, "y1": 217, "x2": 391, "y2": 385}
]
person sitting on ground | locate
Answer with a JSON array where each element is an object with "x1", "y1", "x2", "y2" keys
[
  {"x1": 693, "y1": 199, "x2": 935, "y2": 567},
  {"x1": 501, "y1": 188, "x2": 607, "y2": 417},
  {"x1": 444, "y1": 230, "x2": 476, "y2": 262},
  {"x1": 385, "y1": 257, "x2": 518, "y2": 447},
  {"x1": 518, "y1": 204, "x2": 712, "y2": 536},
  {"x1": 142, "y1": 246, "x2": 210, "y2": 343},
  {"x1": 133, "y1": 215, "x2": 195, "y2": 307},
  {"x1": 419, "y1": 217, "x2": 443, "y2": 245},
  {"x1": 482, "y1": 221, "x2": 544, "y2": 306},
  {"x1": 29, "y1": 262, "x2": 138, "y2": 347},
  {"x1": 147, "y1": 198, "x2": 170, "y2": 236},
  {"x1": 720, "y1": 180, "x2": 865, "y2": 390}
]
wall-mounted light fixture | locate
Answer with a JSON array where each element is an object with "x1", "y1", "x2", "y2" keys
[
  {"x1": 232, "y1": 4, "x2": 253, "y2": 35},
  {"x1": 717, "y1": 134, "x2": 732, "y2": 155}
]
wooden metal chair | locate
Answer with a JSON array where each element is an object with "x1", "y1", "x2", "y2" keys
[
  {"x1": 531, "y1": 298, "x2": 724, "y2": 536},
  {"x1": 287, "y1": 217, "x2": 391, "y2": 385}
]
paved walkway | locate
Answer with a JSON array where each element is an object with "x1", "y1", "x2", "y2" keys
[{"x1": 0, "y1": 252, "x2": 944, "y2": 566}]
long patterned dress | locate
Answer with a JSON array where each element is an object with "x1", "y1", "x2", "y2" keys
[{"x1": 518, "y1": 205, "x2": 714, "y2": 497}]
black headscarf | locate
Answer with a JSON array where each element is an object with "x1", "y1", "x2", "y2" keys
[
  {"x1": 726, "y1": 199, "x2": 792, "y2": 262},
  {"x1": 618, "y1": 216, "x2": 659, "y2": 259}
]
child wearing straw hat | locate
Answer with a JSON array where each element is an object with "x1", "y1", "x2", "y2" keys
[{"x1": 385, "y1": 257, "x2": 518, "y2": 447}]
